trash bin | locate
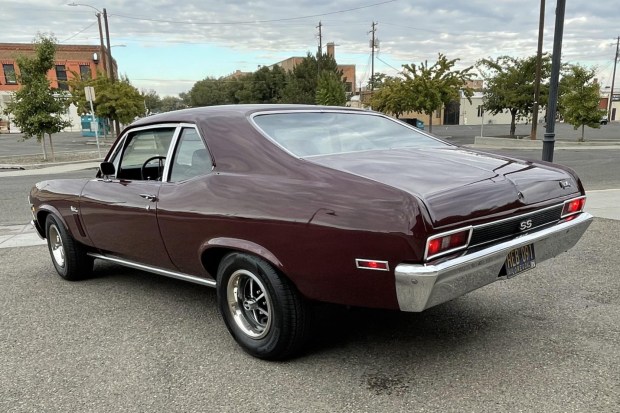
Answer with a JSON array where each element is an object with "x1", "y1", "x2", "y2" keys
[{"x1": 403, "y1": 118, "x2": 425, "y2": 130}]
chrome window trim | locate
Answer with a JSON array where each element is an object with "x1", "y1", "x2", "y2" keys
[
  {"x1": 561, "y1": 195, "x2": 587, "y2": 218},
  {"x1": 163, "y1": 123, "x2": 214, "y2": 183},
  {"x1": 424, "y1": 226, "x2": 473, "y2": 262},
  {"x1": 248, "y1": 109, "x2": 452, "y2": 159}
]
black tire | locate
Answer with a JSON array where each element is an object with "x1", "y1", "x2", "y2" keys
[
  {"x1": 45, "y1": 215, "x2": 93, "y2": 281},
  {"x1": 216, "y1": 252, "x2": 311, "y2": 360}
]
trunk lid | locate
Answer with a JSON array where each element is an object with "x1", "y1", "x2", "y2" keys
[{"x1": 309, "y1": 147, "x2": 579, "y2": 228}]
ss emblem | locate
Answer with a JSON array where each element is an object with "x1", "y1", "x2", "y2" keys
[{"x1": 519, "y1": 219, "x2": 533, "y2": 231}]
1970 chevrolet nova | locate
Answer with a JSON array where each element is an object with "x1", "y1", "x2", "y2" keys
[{"x1": 29, "y1": 105, "x2": 593, "y2": 359}]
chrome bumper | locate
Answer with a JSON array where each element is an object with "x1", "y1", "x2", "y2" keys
[{"x1": 394, "y1": 212, "x2": 593, "y2": 312}]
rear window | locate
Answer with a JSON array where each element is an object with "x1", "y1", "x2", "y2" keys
[{"x1": 252, "y1": 112, "x2": 448, "y2": 157}]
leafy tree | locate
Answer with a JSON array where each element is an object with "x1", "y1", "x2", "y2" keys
[
  {"x1": 3, "y1": 34, "x2": 71, "y2": 161},
  {"x1": 281, "y1": 52, "x2": 343, "y2": 104},
  {"x1": 94, "y1": 75, "x2": 145, "y2": 124},
  {"x1": 559, "y1": 65, "x2": 606, "y2": 142},
  {"x1": 477, "y1": 55, "x2": 551, "y2": 138},
  {"x1": 142, "y1": 89, "x2": 162, "y2": 114},
  {"x1": 187, "y1": 77, "x2": 241, "y2": 106},
  {"x1": 316, "y1": 71, "x2": 346, "y2": 106},
  {"x1": 402, "y1": 53, "x2": 474, "y2": 132},
  {"x1": 160, "y1": 96, "x2": 188, "y2": 112},
  {"x1": 370, "y1": 76, "x2": 409, "y2": 118},
  {"x1": 367, "y1": 73, "x2": 388, "y2": 90},
  {"x1": 235, "y1": 66, "x2": 287, "y2": 104}
]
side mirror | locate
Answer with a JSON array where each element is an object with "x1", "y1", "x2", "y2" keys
[{"x1": 100, "y1": 162, "x2": 116, "y2": 178}]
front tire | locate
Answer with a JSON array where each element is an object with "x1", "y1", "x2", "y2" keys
[
  {"x1": 216, "y1": 252, "x2": 310, "y2": 360},
  {"x1": 45, "y1": 215, "x2": 93, "y2": 281}
]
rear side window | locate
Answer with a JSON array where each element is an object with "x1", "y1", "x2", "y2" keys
[
  {"x1": 169, "y1": 128, "x2": 212, "y2": 182},
  {"x1": 253, "y1": 112, "x2": 448, "y2": 157}
]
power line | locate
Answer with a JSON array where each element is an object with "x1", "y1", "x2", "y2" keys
[
  {"x1": 109, "y1": 0, "x2": 397, "y2": 26},
  {"x1": 60, "y1": 21, "x2": 98, "y2": 43}
]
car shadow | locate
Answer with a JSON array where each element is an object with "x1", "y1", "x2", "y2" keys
[{"x1": 87, "y1": 261, "x2": 510, "y2": 360}]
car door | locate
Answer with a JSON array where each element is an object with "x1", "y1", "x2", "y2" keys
[
  {"x1": 157, "y1": 126, "x2": 215, "y2": 276},
  {"x1": 80, "y1": 125, "x2": 177, "y2": 269}
]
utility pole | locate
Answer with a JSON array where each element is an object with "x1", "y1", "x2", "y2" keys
[
  {"x1": 608, "y1": 36, "x2": 619, "y2": 121},
  {"x1": 530, "y1": 0, "x2": 546, "y2": 140},
  {"x1": 103, "y1": 8, "x2": 113, "y2": 80},
  {"x1": 369, "y1": 21, "x2": 377, "y2": 91},
  {"x1": 542, "y1": 0, "x2": 567, "y2": 162},
  {"x1": 95, "y1": 13, "x2": 106, "y2": 75},
  {"x1": 316, "y1": 21, "x2": 322, "y2": 75}
]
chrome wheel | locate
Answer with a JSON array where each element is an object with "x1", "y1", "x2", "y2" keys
[
  {"x1": 226, "y1": 269, "x2": 273, "y2": 339},
  {"x1": 48, "y1": 224, "x2": 66, "y2": 268}
]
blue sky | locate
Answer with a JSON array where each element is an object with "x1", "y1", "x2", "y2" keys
[{"x1": 4, "y1": 0, "x2": 620, "y2": 96}]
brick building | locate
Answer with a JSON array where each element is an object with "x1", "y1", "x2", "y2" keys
[{"x1": 0, "y1": 43, "x2": 115, "y2": 133}]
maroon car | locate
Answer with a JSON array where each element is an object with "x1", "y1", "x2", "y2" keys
[{"x1": 29, "y1": 105, "x2": 592, "y2": 359}]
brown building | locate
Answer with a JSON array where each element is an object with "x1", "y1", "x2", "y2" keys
[
  {"x1": 0, "y1": 43, "x2": 113, "y2": 92},
  {"x1": 271, "y1": 42, "x2": 356, "y2": 94},
  {"x1": 1, "y1": 43, "x2": 116, "y2": 133}
]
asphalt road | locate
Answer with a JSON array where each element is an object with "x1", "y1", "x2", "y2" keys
[
  {"x1": 1, "y1": 147, "x2": 619, "y2": 412},
  {"x1": 1, "y1": 219, "x2": 618, "y2": 412}
]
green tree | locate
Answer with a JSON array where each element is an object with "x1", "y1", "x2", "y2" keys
[
  {"x1": 281, "y1": 52, "x2": 343, "y2": 104},
  {"x1": 187, "y1": 77, "x2": 241, "y2": 106},
  {"x1": 367, "y1": 73, "x2": 388, "y2": 90},
  {"x1": 370, "y1": 76, "x2": 409, "y2": 118},
  {"x1": 477, "y1": 55, "x2": 552, "y2": 138},
  {"x1": 402, "y1": 53, "x2": 474, "y2": 132},
  {"x1": 316, "y1": 71, "x2": 346, "y2": 106},
  {"x1": 160, "y1": 96, "x2": 187, "y2": 112},
  {"x1": 95, "y1": 75, "x2": 146, "y2": 124},
  {"x1": 3, "y1": 34, "x2": 71, "y2": 161},
  {"x1": 142, "y1": 89, "x2": 162, "y2": 114},
  {"x1": 235, "y1": 66, "x2": 287, "y2": 104},
  {"x1": 559, "y1": 65, "x2": 606, "y2": 142}
]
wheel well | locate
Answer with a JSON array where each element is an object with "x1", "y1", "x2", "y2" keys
[
  {"x1": 201, "y1": 247, "x2": 233, "y2": 278},
  {"x1": 36, "y1": 210, "x2": 50, "y2": 236}
]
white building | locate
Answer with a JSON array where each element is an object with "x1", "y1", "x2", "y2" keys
[
  {"x1": 0, "y1": 91, "x2": 82, "y2": 134},
  {"x1": 459, "y1": 91, "x2": 546, "y2": 126}
]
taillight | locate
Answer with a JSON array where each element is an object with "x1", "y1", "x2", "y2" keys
[
  {"x1": 425, "y1": 227, "x2": 472, "y2": 261},
  {"x1": 561, "y1": 196, "x2": 586, "y2": 218}
]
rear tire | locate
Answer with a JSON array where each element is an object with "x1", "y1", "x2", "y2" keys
[
  {"x1": 216, "y1": 252, "x2": 311, "y2": 360},
  {"x1": 45, "y1": 215, "x2": 93, "y2": 281}
]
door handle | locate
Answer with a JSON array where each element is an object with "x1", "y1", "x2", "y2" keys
[{"x1": 139, "y1": 193, "x2": 157, "y2": 202}]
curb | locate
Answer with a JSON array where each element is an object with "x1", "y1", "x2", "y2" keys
[{"x1": 472, "y1": 136, "x2": 620, "y2": 149}]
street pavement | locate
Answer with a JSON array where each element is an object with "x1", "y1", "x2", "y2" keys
[{"x1": 1, "y1": 131, "x2": 619, "y2": 412}]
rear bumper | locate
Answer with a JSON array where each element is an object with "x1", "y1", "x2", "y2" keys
[{"x1": 394, "y1": 212, "x2": 593, "y2": 312}]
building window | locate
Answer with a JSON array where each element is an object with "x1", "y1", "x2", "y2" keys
[
  {"x1": 3, "y1": 64, "x2": 17, "y2": 85},
  {"x1": 435, "y1": 109, "x2": 441, "y2": 118},
  {"x1": 344, "y1": 82, "x2": 353, "y2": 93},
  {"x1": 55, "y1": 65, "x2": 69, "y2": 91},
  {"x1": 477, "y1": 105, "x2": 484, "y2": 117},
  {"x1": 79, "y1": 64, "x2": 92, "y2": 80}
]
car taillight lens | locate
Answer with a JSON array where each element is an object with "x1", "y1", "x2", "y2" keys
[
  {"x1": 425, "y1": 228, "x2": 472, "y2": 261},
  {"x1": 561, "y1": 196, "x2": 586, "y2": 218}
]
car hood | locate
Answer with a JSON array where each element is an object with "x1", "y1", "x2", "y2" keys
[{"x1": 308, "y1": 147, "x2": 580, "y2": 227}]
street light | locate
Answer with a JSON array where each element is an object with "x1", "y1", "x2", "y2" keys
[{"x1": 67, "y1": 2, "x2": 114, "y2": 80}]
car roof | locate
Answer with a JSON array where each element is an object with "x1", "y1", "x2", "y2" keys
[{"x1": 130, "y1": 104, "x2": 368, "y2": 128}]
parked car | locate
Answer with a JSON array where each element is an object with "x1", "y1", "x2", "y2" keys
[
  {"x1": 29, "y1": 105, "x2": 593, "y2": 359},
  {"x1": 600, "y1": 116, "x2": 609, "y2": 125}
]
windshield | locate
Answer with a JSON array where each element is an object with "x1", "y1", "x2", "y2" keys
[{"x1": 253, "y1": 112, "x2": 449, "y2": 157}]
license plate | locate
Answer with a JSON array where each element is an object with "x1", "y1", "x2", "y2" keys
[{"x1": 504, "y1": 244, "x2": 536, "y2": 278}]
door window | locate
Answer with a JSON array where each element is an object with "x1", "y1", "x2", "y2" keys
[{"x1": 117, "y1": 127, "x2": 176, "y2": 180}]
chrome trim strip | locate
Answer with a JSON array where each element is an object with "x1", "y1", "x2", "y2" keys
[
  {"x1": 355, "y1": 259, "x2": 390, "y2": 271},
  {"x1": 394, "y1": 212, "x2": 593, "y2": 312},
  {"x1": 472, "y1": 202, "x2": 565, "y2": 229},
  {"x1": 87, "y1": 253, "x2": 216, "y2": 287}
]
